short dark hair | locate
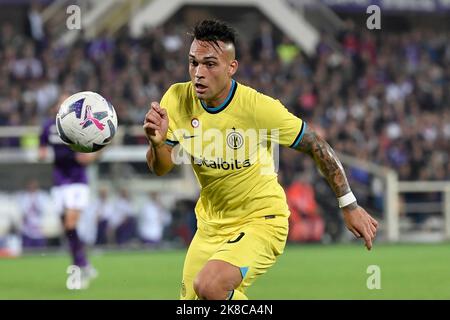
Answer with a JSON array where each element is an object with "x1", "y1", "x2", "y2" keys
[{"x1": 192, "y1": 19, "x2": 237, "y2": 48}]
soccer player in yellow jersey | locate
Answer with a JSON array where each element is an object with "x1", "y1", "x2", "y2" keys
[{"x1": 143, "y1": 20, "x2": 378, "y2": 300}]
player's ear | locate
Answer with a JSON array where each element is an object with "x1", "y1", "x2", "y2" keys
[{"x1": 228, "y1": 60, "x2": 238, "y2": 77}]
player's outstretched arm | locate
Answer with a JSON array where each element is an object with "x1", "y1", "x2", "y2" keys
[
  {"x1": 144, "y1": 102, "x2": 174, "y2": 176},
  {"x1": 294, "y1": 125, "x2": 378, "y2": 250}
]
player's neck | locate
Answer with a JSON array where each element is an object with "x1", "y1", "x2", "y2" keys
[{"x1": 204, "y1": 79, "x2": 234, "y2": 108}]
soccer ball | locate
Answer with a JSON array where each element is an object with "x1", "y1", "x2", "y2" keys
[{"x1": 56, "y1": 91, "x2": 118, "y2": 153}]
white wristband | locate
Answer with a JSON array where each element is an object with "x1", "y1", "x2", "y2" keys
[{"x1": 338, "y1": 192, "x2": 357, "y2": 208}]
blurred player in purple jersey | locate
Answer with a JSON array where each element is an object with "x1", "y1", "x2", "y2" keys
[{"x1": 39, "y1": 93, "x2": 102, "y2": 289}]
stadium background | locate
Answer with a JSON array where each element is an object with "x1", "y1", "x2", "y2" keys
[{"x1": 0, "y1": 0, "x2": 449, "y2": 299}]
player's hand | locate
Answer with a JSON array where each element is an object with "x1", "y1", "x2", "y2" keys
[
  {"x1": 143, "y1": 102, "x2": 169, "y2": 148},
  {"x1": 342, "y1": 205, "x2": 378, "y2": 251}
]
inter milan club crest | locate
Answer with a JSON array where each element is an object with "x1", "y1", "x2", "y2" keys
[
  {"x1": 227, "y1": 127, "x2": 243, "y2": 150},
  {"x1": 191, "y1": 118, "x2": 199, "y2": 128}
]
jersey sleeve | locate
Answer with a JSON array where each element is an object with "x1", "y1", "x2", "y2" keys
[
  {"x1": 254, "y1": 93, "x2": 306, "y2": 148},
  {"x1": 159, "y1": 85, "x2": 179, "y2": 147}
]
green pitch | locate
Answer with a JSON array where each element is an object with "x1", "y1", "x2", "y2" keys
[{"x1": 0, "y1": 243, "x2": 449, "y2": 299}]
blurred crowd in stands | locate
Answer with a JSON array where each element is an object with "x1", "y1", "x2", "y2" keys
[
  {"x1": 1, "y1": 8, "x2": 449, "y2": 248},
  {"x1": 1, "y1": 17, "x2": 449, "y2": 182},
  {"x1": 0, "y1": 179, "x2": 197, "y2": 253}
]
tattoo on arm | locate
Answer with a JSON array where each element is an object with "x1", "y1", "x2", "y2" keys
[{"x1": 295, "y1": 126, "x2": 355, "y2": 207}]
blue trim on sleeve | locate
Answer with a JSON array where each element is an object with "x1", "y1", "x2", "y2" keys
[
  {"x1": 290, "y1": 121, "x2": 307, "y2": 149},
  {"x1": 165, "y1": 139, "x2": 179, "y2": 146}
]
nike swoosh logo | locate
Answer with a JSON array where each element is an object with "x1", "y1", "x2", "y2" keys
[{"x1": 183, "y1": 134, "x2": 197, "y2": 139}]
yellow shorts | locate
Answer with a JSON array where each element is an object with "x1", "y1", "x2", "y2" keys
[{"x1": 180, "y1": 216, "x2": 288, "y2": 300}]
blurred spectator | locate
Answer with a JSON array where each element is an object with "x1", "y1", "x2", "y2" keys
[
  {"x1": 251, "y1": 21, "x2": 277, "y2": 60},
  {"x1": 276, "y1": 35, "x2": 300, "y2": 65},
  {"x1": 11, "y1": 41, "x2": 43, "y2": 80},
  {"x1": 0, "y1": 22, "x2": 24, "y2": 50},
  {"x1": 286, "y1": 172, "x2": 324, "y2": 242},
  {"x1": 16, "y1": 179, "x2": 49, "y2": 248},
  {"x1": 162, "y1": 24, "x2": 183, "y2": 53},
  {"x1": 168, "y1": 199, "x2": 197, "y2": 246},
  {"x1": 138, "y1": 192, "x2": 172, "y2": 245},
  {"x1": 26, "y1": 2, "x2": 46, "y2": 52},
  {"x1": 93, "y1": 187, "x2": 114, "y2": 245},
  {"x1": 109, "y1": 188, "x2": 136, "y2": 245},
  {"x1": 0, "y1": 229, "x2": 22, "y2": 257}
]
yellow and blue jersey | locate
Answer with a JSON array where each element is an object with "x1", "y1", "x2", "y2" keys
[{"x1": 161, "y1": 80, "x2": 306, "y2": 227}]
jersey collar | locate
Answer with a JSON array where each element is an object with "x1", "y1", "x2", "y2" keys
[{"x1": 200, "y1": 79, "x2": 237, "y2": 114}]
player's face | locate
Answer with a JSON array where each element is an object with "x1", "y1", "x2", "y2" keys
[{"x1": 189, "y1": 39, "x2": 238, "y2": 105}]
